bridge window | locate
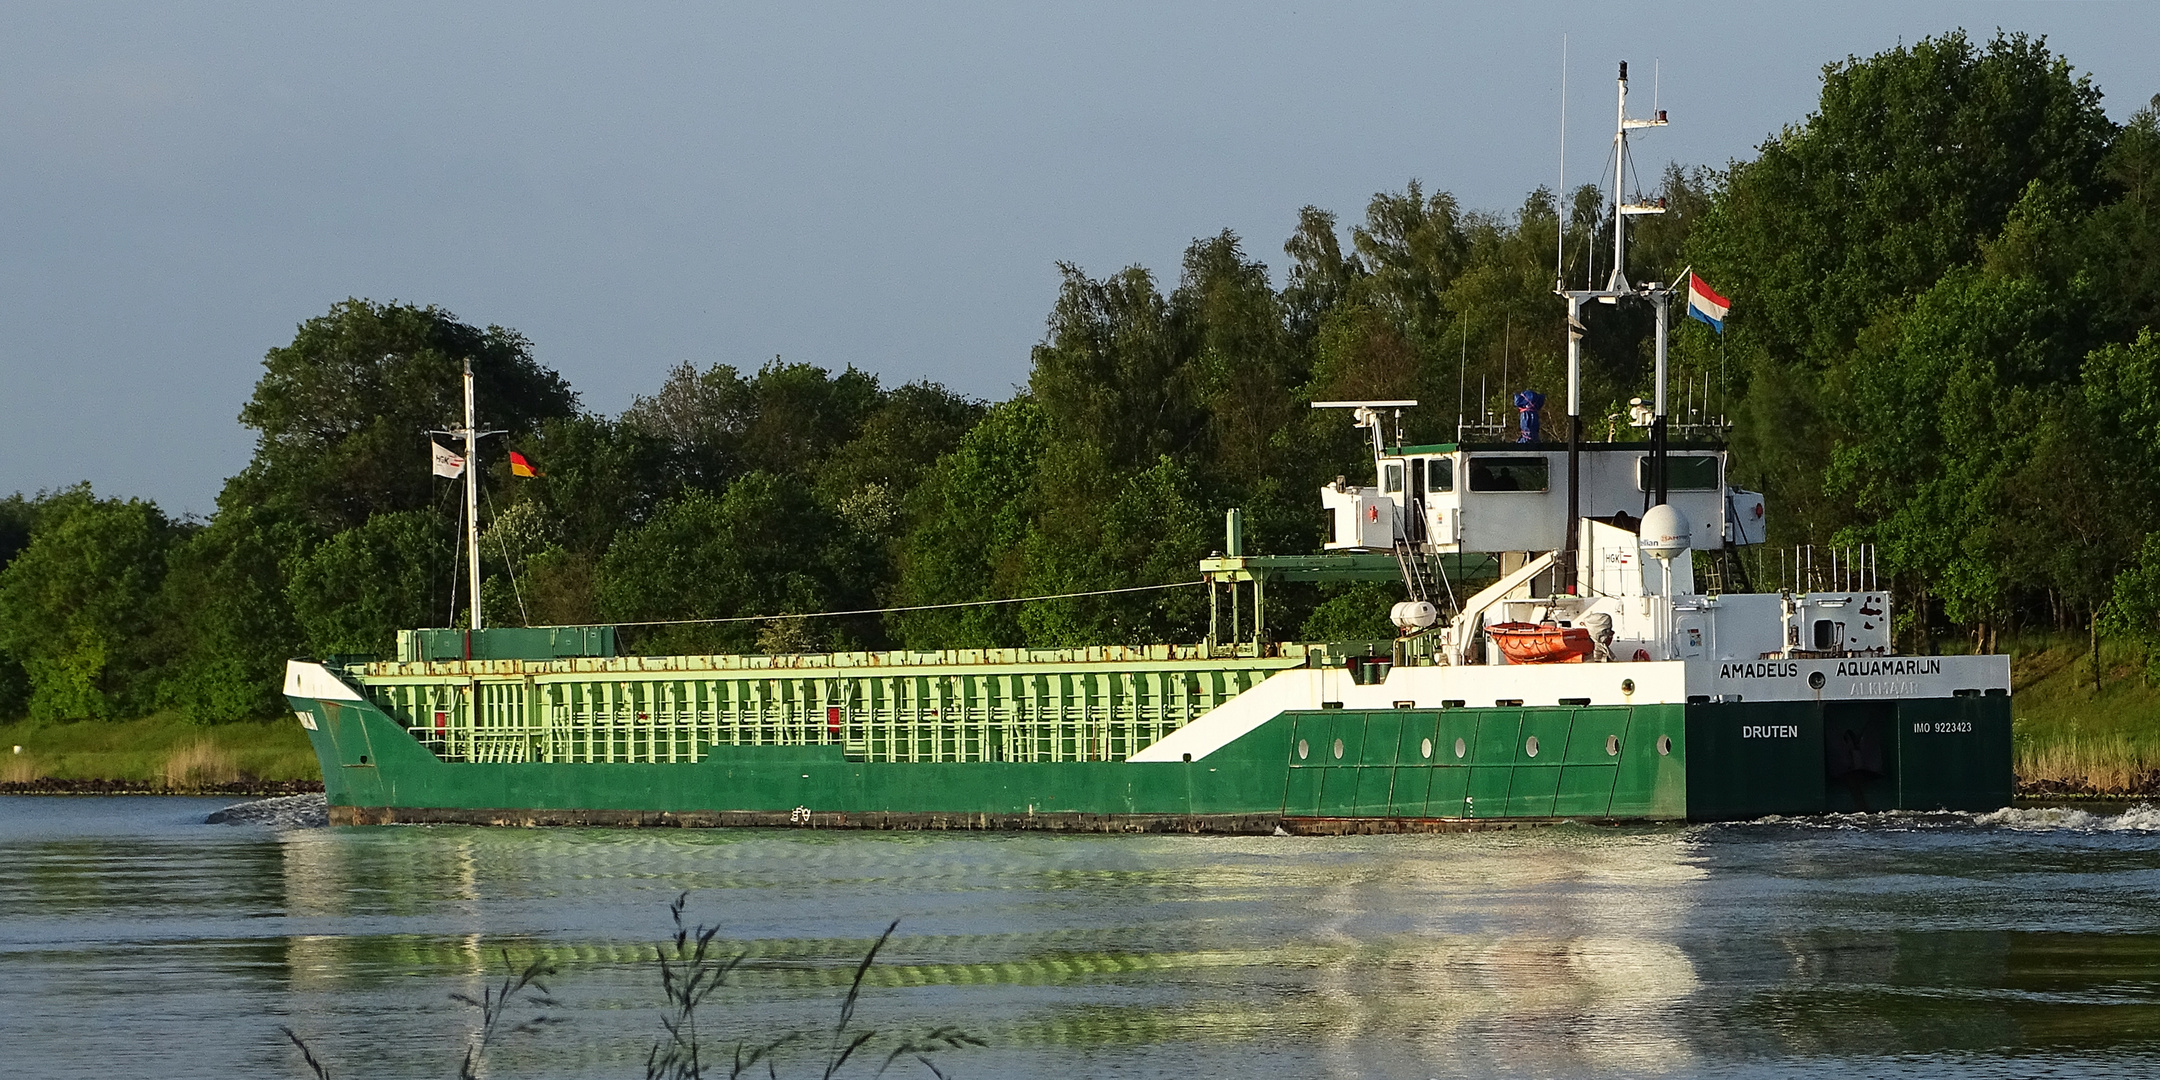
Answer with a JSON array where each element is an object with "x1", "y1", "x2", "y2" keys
[
  {"x1": 1636, "y1": 455, "x2": 1720, "y2": 491},
  {"x1": 1468, "y1": 456, "x2": 1548, "y2": 492},
  {"x1": 1384, "y1": 463, "x2": 1403, "y2": 493},
  {"x1": 1429, "y1": 457, "x2": 1454, "y2": 492}
]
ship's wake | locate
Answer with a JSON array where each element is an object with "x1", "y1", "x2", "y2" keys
[
  {"x1": 205, "y1": 793, "x2": 328, "y2": 829},
  {"x1": 1728, "y1": 803, "x2": 2160, "y2": 833}
]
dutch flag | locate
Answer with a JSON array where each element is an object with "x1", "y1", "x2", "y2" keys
[{"x1": 1686, "y1": 273, "x2": 1730, "y2": 333}]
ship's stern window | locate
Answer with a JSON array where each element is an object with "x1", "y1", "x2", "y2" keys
[{"x1": 1468, "y1": 456, "x2": 1549, "y2": 492}]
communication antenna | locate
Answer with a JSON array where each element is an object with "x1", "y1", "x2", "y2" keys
[
  {"x1": 1554, "y1": 34, "x2": 1567, "y2": 291},
  {"x1": 1457, "y1": 319, "x2": 1467, "y2": 441}
]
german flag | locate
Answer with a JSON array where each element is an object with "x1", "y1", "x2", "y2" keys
[{"x1": 509, "y1": 451, "x2": 541, "y2": 478}]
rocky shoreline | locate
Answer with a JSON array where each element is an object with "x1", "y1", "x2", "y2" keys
[{"x1": 2017, "y1": 775, "x2": 2160, "y2": 800}]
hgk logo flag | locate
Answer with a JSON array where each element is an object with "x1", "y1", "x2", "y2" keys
[{"x1": 431, "y1": 441, "x2": 465, "y2": 479}]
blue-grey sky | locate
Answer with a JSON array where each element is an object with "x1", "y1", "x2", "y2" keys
[{"x1": 2, "y1": 2, "x2": 2155, "y2": 515}]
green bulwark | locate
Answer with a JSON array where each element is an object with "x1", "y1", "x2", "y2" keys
[{"x1": 293, "y1": 650, "x2": 2010, "y2": 830}]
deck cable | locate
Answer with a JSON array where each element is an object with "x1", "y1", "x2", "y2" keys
[{"x1": 603, "y1": 580, "x2": 1202, "y2": 629}]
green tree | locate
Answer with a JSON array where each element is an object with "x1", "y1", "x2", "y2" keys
[
  {"x1": 0, "y1": 487, "x2": 177, "y2": 720},
  {"x1": 1352, "y1": 180, "x2": 1468, "y2": 349},
  {"x1": 152, "y1": 506, "x2": 310, "y2": 721},
  {"x1": 1028, "y1": 264, "x2": 1200, "y2": 471},
  {"x1": 622, "y1": 359, "x2": 887, "y2": 490},
  {"x1": 1829, "y1": 261, "x2": 2088, "y2": 631},
  {"x1": 1698, "y1": 31, "x2": 2110, "y2": 369},
  {"x1": 2080, "y1": 95, "x2": 2160, "y2": 335},
  {"x1": 285, "y1": 510, "x2": 455, "y2": 657},
  {"x1": 0, "y1": 492, "x2": 34, "y2": 569},
  {"x1": 597, "y1": 473, "x2": 867, "y2": 654},
  {"x1": 1017, "y1": 455, "x2": 1213, "y2": 646},
  {"x1": 889, "y1": 400, "x2": 1049, "y2": 649},
  {"x1": 227, "y1": 299, "x2": 577, "y2": 536},
  {"x1": 812, "y1": 381, "x2": 987, "y2": 537},
  {"x1": 0, "y1": 493, "x2": 41, "y2": 718},
  {"x1": 1693, "y1": 30, "x2": 2114, "y2": 540}
]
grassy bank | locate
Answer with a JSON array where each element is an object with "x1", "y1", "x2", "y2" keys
[
  {"x1": 2008, "y1": 635, "x2": 2160, "y2": 796},
  {"x1": 0, "y1": 713, "x2": 320, "y2": 792}
]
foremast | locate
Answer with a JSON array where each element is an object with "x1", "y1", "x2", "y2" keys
[{"x1": 431, "y1": 358, "x2": 503, "y2": 631}]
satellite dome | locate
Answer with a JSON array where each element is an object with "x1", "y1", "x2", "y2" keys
[{"x1": 1639, "y1": 504, "x2": 1692, "y2": 559}]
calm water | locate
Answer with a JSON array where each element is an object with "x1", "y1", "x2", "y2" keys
[{"x1": 5, "y1": 798, "x2": 2160, "y2": 1079}]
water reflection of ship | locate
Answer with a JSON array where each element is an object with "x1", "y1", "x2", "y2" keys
[{"x1": 1297, "y1": 835, "x2": 1705, "y2": 1076}]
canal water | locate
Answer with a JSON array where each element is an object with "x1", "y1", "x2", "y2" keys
[{"x1": 5, "y1": 797, "x2": 2160, "y2": 1079}]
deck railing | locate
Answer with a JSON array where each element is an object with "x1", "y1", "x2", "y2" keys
[{"x1": 355, "y1": 649, "x2": 1306, "y2": 766}]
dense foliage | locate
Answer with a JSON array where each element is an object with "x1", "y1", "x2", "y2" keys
[{"x1": 2, "y1": 30, "x2": 2157, "y2": 722}]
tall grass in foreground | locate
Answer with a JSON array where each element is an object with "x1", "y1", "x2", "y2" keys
[
  {"x1": 280, "y1": 896, "x2": 982, "y2": 1079},
  {"x1": 162, "y1": 741, "x2": 241, "y2": 791},
  {"x1": 2010, "y1": 635, "x2": 2160, "y2": 795},
  {"x1": 2015, "y1": 736, "x2": 2160, "y2": 794}
]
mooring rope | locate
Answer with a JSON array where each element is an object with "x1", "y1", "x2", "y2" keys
[{"x1": 603, "y1": 580, "x2": 1202, "y2": 629}]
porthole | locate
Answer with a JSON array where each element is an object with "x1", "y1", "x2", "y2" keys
[
  {"x1": 1332, "y1": 738, "x2": 1345, "y2": 760},
  {"x1": 1808, "y1": 671, "x2": 1827, "y2": 690},
  {"x1": 1621, "y1": 678, "x2": 1636, "y2": 695},
  {"x1": 1657, "y1": 735, "x2": 1673, "y2": 756},
  {"x1": 1525, "y1": 736, "x2": 1540, "y2": 758},
  {"x1": 1454, "y1": 737, "x2": 1467, "y2": 759},
  {"x1": 1421, "y1": 738, "x2": 1434, "y2": 759},
  {"x1": 1297, "y1": 739, "x2": 1309, "y2": 760},
  {"x1": 1605, "y1": 734, "x2": 1620, "y2": 757}
]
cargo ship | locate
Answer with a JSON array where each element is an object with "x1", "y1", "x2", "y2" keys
[{"x1": 283, "y1": 65, "x2": 2011, "y2": 830}]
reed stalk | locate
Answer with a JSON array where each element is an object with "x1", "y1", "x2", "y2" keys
[
  {"x1": 162, "y1": 740, "x2": 240, "y2": 791},
  {"x1": 279, "y1": 900, "x2": 982, "y2": 1079}
]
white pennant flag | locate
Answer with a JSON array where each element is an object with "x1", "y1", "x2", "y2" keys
[{"x1": 431, "y1": 441, "x2": 465, "y2": 479}]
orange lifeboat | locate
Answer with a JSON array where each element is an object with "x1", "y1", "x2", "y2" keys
[{"x1": 1485, "y1": 621, "x2": 1594, "y2": 664}]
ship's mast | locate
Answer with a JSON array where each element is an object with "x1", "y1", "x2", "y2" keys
[
  {"x1": 462, "y1": 357, "x2": 482, "y2": 630},
  {"x1": 432, "y1": 359, "x2": 504, "y2": 632},
  {"x1": 1612, "y1": 62, "x2": 1672, "y2": 505},
  {"x1": 1557, "y1": 60, "x2": 1669, "y2": 588}
]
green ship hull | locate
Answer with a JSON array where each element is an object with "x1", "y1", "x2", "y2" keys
[{"x1": 285, "y1": 640, "x2": 2012, "y2": 831}]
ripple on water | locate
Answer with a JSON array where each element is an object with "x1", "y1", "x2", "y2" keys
[
  {"x1": 5, "y1": 796, "x2": 2157, "y2": 1079},
  {"x1": 1724, "y1": 803, "x2": 2160, "y2": 833},
  {"x1": 204, "y1": 794, "x2": 328, "y2": 830}
]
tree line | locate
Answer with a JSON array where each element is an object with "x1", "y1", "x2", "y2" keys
[{"x1": 2, "y1": 29, "x2": 2157, "y2": 724}]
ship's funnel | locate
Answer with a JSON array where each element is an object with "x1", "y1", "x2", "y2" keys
[{"x1": 1639, "y1": 504, "x2": 1691, "y2": 560}]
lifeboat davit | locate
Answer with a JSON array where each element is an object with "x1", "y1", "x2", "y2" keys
[{"x1": 1485, "y1": 621, "x2": 1593, "y2": 664}]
